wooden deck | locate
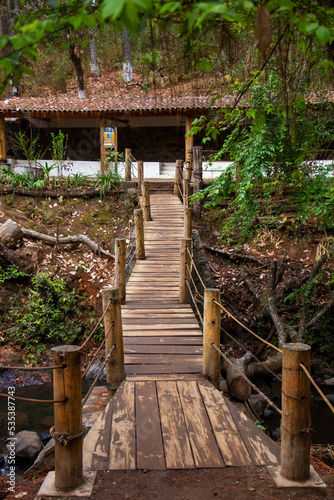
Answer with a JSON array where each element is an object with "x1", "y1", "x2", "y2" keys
[
  {"x1": 83, "y1": 378, "x2": 280, "y2": 470},
  {"x1": 123, "y1": 193, "x2": 203, "y2": 375},
  {"x1": 83, "y1": 192, "x2": 280, "y2": 471}
]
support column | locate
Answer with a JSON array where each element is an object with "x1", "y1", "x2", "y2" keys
[
  {"x1": 203, "y1": 289, "x2": 221, "y2": 388},
  {"x1": 101, "y1": 287, "x2": 125, "y2": 398},
  {"x1": 0, "y1": 117, "x2": 6, "y2": 163},
  {"x1": 134, "y1": 208, "x2": 145, "y2": 260},
  {"x1": 185, "y1": 115, "x2": 194, "y2": 158},
  {"x1": 281, "y1": 343, "x2": 312, "y2": 481},
  {"x1": 52, "y1": 346, "x2": 82, "y2": 490},
  {"x1": 179, "y1": 238, "x2": 192, "y2": 304},
  {"x1": 125, "y1": 148, "x2": 131, "y2": 181},
  {"x1": 137, "y1": 160, "x2": 143, "y2": 197}
]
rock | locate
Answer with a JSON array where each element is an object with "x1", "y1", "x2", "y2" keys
[
  {"x1": 312, "y1": 394, "x2": 334, "y2": 405},
  {"x1": 263, "y1": 409, "x2": 274, "y2": 419},
  {"x1": 0, "y1": 411, "x2": 29, "y2": 429},
  {"x1": 248, "y1": 394, "x2": 267, "y2": 417},
  {"x1": 8, "y1": 431, "x2": 42, "y2": 464},
  {"x1": 311, "y1": 358, "x2": 329, "y2": 374},
  {"x1": 24, "y1": 438, "x2": 55, "y2": 478},
  {"x1": 38, "y1": 431, "x2": 51, "y2": 445},
  {"x1": 0, "y1": 454, "x2": 4, "y2": 467},
  {"x1": 324, "y1": 377, "x2": 334, "y2": 386},
  {"x1": 272, "y1": 428, "x2": 281, "y2": 441}
]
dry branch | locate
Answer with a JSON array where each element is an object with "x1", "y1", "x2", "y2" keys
[
  {"x1": 204, "y1": 244, "x2": 264, "y2": 265},
  {"x1": 0, "y1": 220, "x2": 114, "y2": 260}
]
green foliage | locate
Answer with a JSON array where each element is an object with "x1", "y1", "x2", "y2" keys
[
  {"x1": 10, "y1": 129, "x2": 45, "y2": 168},
  {"x1": 50, "y1": 130, "x2": 69, "y2": 176},
  {"x1": 0, "y1": 265, "x2": 28, "y2": 283},
  {"x1": 5, "y1": 273, "x2": 86, "y2": 350},
  {"x1": 192, "y1": 74, "x2": 334, "y2": 241},
  {"x1": 94, "y1": 170, "x2": 123, "y2": 198}
]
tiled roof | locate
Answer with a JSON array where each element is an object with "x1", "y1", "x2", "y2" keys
[{"x1": 0, "y1": 95, "x2": 236, "y2": 114}]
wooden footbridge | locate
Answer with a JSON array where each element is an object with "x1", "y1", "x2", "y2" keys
[{"x1": 83, "y1": 192, "x2": 280, "y2": 472}]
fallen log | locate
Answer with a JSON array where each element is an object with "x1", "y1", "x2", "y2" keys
[
  {"x1": 204, "y1": 244, "x2": 264, "y2": 265},
  {"x1": 222, "y1": 351, "x2": 253, "y2": 401},
  {"x1": 0, "y1": 219, "x2": 23, "y2": 248},
  {"x1": 0, "y1": 187, "x2": 123, "y2": 198},
  {"x1": 0, "y1": 220, "x2": 114, "y2": 260}
]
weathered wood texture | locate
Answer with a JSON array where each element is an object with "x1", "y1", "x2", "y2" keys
[{"x1": 83, "y1": 379, "x2": 280, "y2": 471}]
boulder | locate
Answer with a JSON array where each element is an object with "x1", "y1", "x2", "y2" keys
[
  {"x1": 8, "y1": 430, "x2": 42, "y2": 464},
  {"x1": 248, "y1": 394, "x2": 268, "y2": 417}
]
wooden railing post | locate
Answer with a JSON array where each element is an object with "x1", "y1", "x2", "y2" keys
[
  {"x1": 101, "y1": 287, "x2": 125, "y2": 398},
  {"x1": 134, "y1": 208, "x2": 145, "y2": 260},
  {"x1": 115, "y1": 238, "x2": 126, "y2": 304},
  {"x1": 203, "y1": 289, "x2": 221, "y2": 388},
  {"x1": 142, "y1": 181, "x2": 152, "y2": 221},
  {"x1": 184, "y1": 207, "x2": 192, "y2": 239},
  {"x1": 137, "y1": 160, "x2": 143, "y2": 197},
  {"x1": 185, "y1": 150, "x2": 193, "y2": 181},
  {"x1": 52, "y1": 345, "x2": 82, "y2": 490},
  {"x1": 174, "y1": 159, "x2": 183, "y2": 198},
  {"x1": 179, "y1": 238, "x2": 192, "y2": 304},
  {"x1": 183, "y1": 178, "x2": 190, "y2": 208},
  {"x1": 281, "y1": 343, "x2": 312, "y2": 481},
  {"x1": 125, "y1": 148, "x2": 131, "y2": 181}
]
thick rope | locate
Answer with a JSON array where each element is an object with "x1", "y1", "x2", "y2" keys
[
  {"x1": 0, "y1": 393, "x2": 66, "y2": 403},
  {"x1": 213, "y1": 300, "x2": 282, "y2": 354},
  {"x1": 80, "y1": 300, "x2": 111, "y2": 351},
  {"x1": 300, "y1": 363, "x2": 334, "y2": 415},
  {"x1": 81, "y1": 321, "x2": 114, "y2": 379},
  {"x1": 50, "y1": 426, "x2": 87, "y2": 446},
  {"x1": 186, "y1": 247, "x2": 207, "y2": 290},
  {"x1": 0, "y1": 364, "x2": 66, "y2": 371},
  {"x1": 185, "y1": 279, "x2": 203, "y2": 326},
  {"x1": 212, "y1": 344, "x2": 282, "y2": 416},
  {"x1": 219, "y1": 324, "x2": 282, "y2": 383},
  {"x1": 126, "y1": 237, "x2": 136, "y2": 260},
  {"x1": 81, "y1": 344, "x2": 116, "y2": 408}
]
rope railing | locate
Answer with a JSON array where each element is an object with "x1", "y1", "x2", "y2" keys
[
  {"x1": 0, "y1": 364, "x2": 66, "y2": 371},
  {"x1": 211, "y1": 343, "x2": 282, "y2": 416},
  {"x1": 125, "y1": 236, "x2": 136, "y2": 261},
  {"x1": 81, "y1": 321, "x2": 114, "y2": 379},
  {"x1": 300, "y1": 363, "x2": 334, "y2": 414},
  {"x1": 80, "y1": 299, "x2": 111, "y2": 351},
  {"x1": 81, "y1": 344, "x2": 116, "y2": 408},
  {"x1": 186, "y1": 246, "x2": 207, "y2": 291},
  {"x1": 213, "y1": 299, "x2": 282, "y2": 354},
  {"x1": 185, "y1": 279, "x2": 203, "y2": 326},
  {"x1": 0, "y1": 393, "x2": 66, "y2": 403}
]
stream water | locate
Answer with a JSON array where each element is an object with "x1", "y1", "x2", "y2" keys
[{"x1": 0, "y1": 380, "x2": 94, "y2": 452}]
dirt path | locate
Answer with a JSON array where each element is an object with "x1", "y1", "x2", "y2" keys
[{"x1": 1, "y1": 462, "x2": 333, "y2": 500}]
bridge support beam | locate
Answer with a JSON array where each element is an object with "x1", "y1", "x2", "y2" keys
[
  {"x1": 115, "y1": 238, "x2": 126, "y2": 304},
  {"x1": 179, "y1": 238, "x2": 192, "y2": 304}
]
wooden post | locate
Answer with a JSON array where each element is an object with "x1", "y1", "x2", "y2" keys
[
  {"x1": 125, "y1": 148, "x2": 131, "y2": 181},
  {"x1": 0, "y1": 117, "x2": 7, "y2": 163},
  {"x1": 203, "y1": 289, "x2": 221, "y2": 388},
  {"x1": 185, "y1": 115, "x2": 194, "y2": 159},
  {"x1": 142, "y1": 181, "x2": 152, "y2": 221},
  {"x1": 183, "y1": 178, "x2": 190, "y2": 208},
  {"x1": 193, "y1": 145, "x2": 203, "y2": 220},
  {"x1": 184, "y1": 207, "x2": 192, "y2": 239},
  {"x1": 134, "y1": 208, "x2": 145, "y2": 260},
  {"x1": 174, "y1": 159, "x2": 183, "y2": 198},
  {"x1": 101, "y1": 287, "x2": 125, "y2": 398},
  {"x1": 99, "y1": 117, "x2": 107, "y2": 175},
  {"x1": 114, "y1": 126, "x2": 118, "y2": 173},
  {"x1": 115, "y1": 238, "x2": 126, "y2": 304},
  {"x1": 52, "y1": 346, "x2": 82, "y2": 490},
  {"x1": 185, "y1": 150, "x2": 193, "y2": 181},
  {"x1": 137, "y1": 160, "x2": 143, "y2": 197},
  {"x1": 281, "y1": 343, "x2": 312, "y2": 481},
  {"x1": 179, "y1": 238, "x2": 192, "y2": 304}
]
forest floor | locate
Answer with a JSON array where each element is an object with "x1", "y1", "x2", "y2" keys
[{"x1": 1, "y1": 462, "x2": 334, "y2": 499}]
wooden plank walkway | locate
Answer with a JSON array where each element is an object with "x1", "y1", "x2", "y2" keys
[
  {"x1": 83, "y1": 192, "x2": 280, "y2": 471},
  {"x1": 122, "y1": 193, "x2": 203, "y2": 375},
  {"x1": 83, "y1": 378, "x2": 280, "y2": 471}
]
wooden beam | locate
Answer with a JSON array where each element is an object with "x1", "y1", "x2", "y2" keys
[
  {"x1": 185, "y1": 115, "x2": 194, "y2": 158},
  {"x1": 100, "y1": 117, "x2": 107, "y2": 175}
]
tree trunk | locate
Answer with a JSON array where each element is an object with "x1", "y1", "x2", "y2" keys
[
  {"x1": 68, "y1": 34, "x2": 85, "y2": 98},
  {"x1": 122, "y1": 26, "x2": 133, "y2": 83},
  {"x1": 0, "y1": 0, "x2": 20, "y2": 96},
  {"x1": 0, "y1": 219, "x2": 23, "y2": 248},
  {"x1": 89, "y1": 29, "x2": 100, "y2": 77}
]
